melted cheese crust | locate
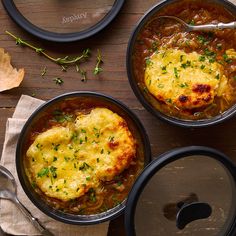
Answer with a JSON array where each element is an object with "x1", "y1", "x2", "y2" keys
[
  {"x1": 145, "y1": 48, "x2": 230, "y2": 109},
  {"x1": 26, "y1": 108, "x2": 136, "y2": 201}
]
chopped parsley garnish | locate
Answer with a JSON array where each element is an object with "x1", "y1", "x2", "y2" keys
[
  {"x1": 81, "y1": 129, "x2": 86, "y2": 133},
  {"x1": 204, "y1": 48, "x2": 216, "y2": 63},
  {"x1": 79, "y1": 162, "x2": 91, "y2": 171},
  {"x1": 64, "y1": 157, "x2": 70, "y2": 162},
  {"x1": 50, "y1": 166, "x2": 57, "y2": 178},
  {"x1": 189, "y1": 19, "x2": 195, "y2": 26},
  {"x1": 109, "y1": 136, "x2": 114, "y2": 142},
  {"x1": 71, "y1": 132, "x2": 78, "y2": 141},
  {"x1": 53, "y1": 157, "x2": 57, "y2": 162},
  {"x1": 161, "y1": 65, "x2": 167, "y2": 74},
  {"x1": 52, "y1": 143, "x2": 60, "y2": 151},
  {"x1": 223, "y1": 53, "x2": 233, "y2": 63},
  {"x1": 158, "y1": 84, "x2": 164, "y2": 88},
  {"x1": 181, "y1": 60, "x2": 191, "y2": 69},
  {"x1": 179, "y1": 83, "x2": 188, "y2": 88},
  {"x1": 151, "y1": 41, "x2": 158, "y2": 51},
  {"x1": 97, "y1": 158, "x2": 100, "y2": 163},
  {"x1": 53, "y1": 110, "x2": 73, "y2": 123},
  {"x1": 234, "y1": 76, "x2": 236, "y2": 81},
  {"x1": 197, "y1": 35, "x2": 209, "y2": 45},
  {"x1": 200, "y1": 65, "x2": 205, "y2": 70},
  {"x1": 145, "y1": 58, "x2": 153, "y2": 66},
  {"x1": 37, "y1": 167, "x2": 49, "y2": 177},
  {"x1": 31, "y1": 181, "x2": 37, "y2": 189},
  {"x1": 174, "y1": 67, "x2": 179, "y2": 78},
  {"x1": 199, "y1": 55, "x2": 206, "y2": 62},
  {"x1": 101, "y1": 149, "x2": 104, "y2": 154},
  {"x1": 208, "y1": 58, "x2": 216, "y2": 63},
  {"x1": 180, "y1": 55, "x2": 184, "y2": 62},
  {"x1": 88, "y1": 188, "x2": 96, "y2": 202},
  {"x1": 86, "y1": 176, "x2": 91, "y2": 181},
  {"x1": 36, "y1": 143, "x2": 42, "y2": 149},
  {"x1": 215, "y1": 74, "x2": 220, "y2": 80},
  {"x1": 93, "y1": 128, "x2": 100, "y2": 138}
]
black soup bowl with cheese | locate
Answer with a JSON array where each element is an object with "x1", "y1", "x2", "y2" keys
[
  {"x1": 127, "y1": 0, "x2": 236, "y2": 127},
  {"x1": 16, "y1": 92, "x2": 151, "y2": 224}
]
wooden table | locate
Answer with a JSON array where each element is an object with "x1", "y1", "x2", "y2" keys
[{"x1": 0, "y1": 0, "x2": 236, "y2": 235}]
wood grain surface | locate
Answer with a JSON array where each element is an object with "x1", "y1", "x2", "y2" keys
[{"x1": 0, "y1": 0, "x2": 236, "y2": 236}]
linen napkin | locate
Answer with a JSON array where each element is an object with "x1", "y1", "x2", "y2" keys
[{"x1": 0, "y1": 95, "x2": 109, "y2": 236}]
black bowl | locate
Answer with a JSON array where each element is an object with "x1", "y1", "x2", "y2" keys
[
  {"x1": 16, "y1": 91, "x2": 151, "y2": 225},
  {"x1": 127, "y1": 0, "x2": 236, "y2": 128}
]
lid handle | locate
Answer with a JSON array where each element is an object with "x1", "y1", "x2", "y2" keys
[{"x1": 176, "y1": 202, "x2": 212, "y2": 230}]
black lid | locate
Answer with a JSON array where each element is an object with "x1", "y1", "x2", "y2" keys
[
  {"x1": 2, "y1": 0, "x2": 124, "y2": 42},
  {"x1": 125, "y1": 146, "x2": 236, "y2": 236}
]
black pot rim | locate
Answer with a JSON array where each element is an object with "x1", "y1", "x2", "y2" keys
[
  {"x1": 16, "y1": 91, "x2": 151, "y2": 225},
  {"x1": 124, "y1": 145, "x2": 236, "y2": 236},
  {"x1": 2, "y1": 0, "x2": 125, "y2": 42},
  {"x1": 126, "y1": 0, "x2": 236, "y2": 128}
]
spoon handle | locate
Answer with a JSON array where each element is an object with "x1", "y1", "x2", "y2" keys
[
  {"x1": 14, "y1": 197, "x2": 54, "y2": 236},
  {"x1": 190, "y1": 22, "x2": 236, "y2": 31}
]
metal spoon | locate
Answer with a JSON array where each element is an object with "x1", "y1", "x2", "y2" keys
[
  {"x1": 156, "y1": 16, "x2": 236, "y2": 32},
  {"x1": 0, "y1": 165, "x2": 54, "y2": 236}
]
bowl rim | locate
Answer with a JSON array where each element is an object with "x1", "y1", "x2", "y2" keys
[
  {"x1": 126, "y1": 0, "x2": 236, "y2": 128},
  {"x1": 2, "y1": 0, "x2": 125, "y2": 43},
  {"x1": 16, "y1": 91, "x2": 152, "y2": 225}
]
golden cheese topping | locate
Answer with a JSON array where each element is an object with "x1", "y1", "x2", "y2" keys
[
  {"x1": 75, "y1": 108, "x2": 136, "y2": 181},
  {"x1": 26, "y1": 108, "x2": 136, "y2": 201},
  {"x1": 145, "y1": 48, "x2": 230, "y2": 109}
]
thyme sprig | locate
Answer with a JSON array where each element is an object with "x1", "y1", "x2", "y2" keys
[
  {"x1": 41, "y1": 66, "x2": 47, "y2": 77},
  {"x1": 53, "y1": 77, "x2": 64, "y2": 85},
  {"x1": 76, "y1": 65, "x2": 87, "y2": 82},
  {"x1": 6, "y1": 31, "x2": 91, "y2": 68},
  {"x1": 94, "y1": 49, "x2": 103, "y2": 75}
]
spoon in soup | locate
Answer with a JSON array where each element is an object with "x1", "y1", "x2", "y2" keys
[
  {"x1": 155, "y1": 16, "x2": 236, "y2": 32},
  {"x1": 0, "y1": 165, "x2": 54, "y2": 236}
]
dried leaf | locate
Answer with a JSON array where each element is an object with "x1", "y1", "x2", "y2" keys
[{"x1": 0, "y1": 48, "x2": 25, "y2": 92}]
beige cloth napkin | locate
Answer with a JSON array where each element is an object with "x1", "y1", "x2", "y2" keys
[{"x1": 0, "y1": 95, "x2": 109, "y2": 236}]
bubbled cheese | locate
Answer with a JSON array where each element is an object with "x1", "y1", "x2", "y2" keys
[
  {"x1": 26, "y1": 108, "x2": 136, "y2": 201},
  {"x1": 145, "y1": 48, "x2": 229, "y2": 109}
]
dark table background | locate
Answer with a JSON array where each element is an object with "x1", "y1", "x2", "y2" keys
[{"x1": 0, "y1": 0, "x2": 236, "y2": 235}]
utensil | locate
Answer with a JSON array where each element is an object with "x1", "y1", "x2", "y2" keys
[
  {"x1": 155, "y1": 16, "x2": 236, "y2": 32},
  {"x1": 0, "y1": 165, "x2": 54, "y2": 236}
]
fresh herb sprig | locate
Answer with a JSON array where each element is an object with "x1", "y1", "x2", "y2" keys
[
  {"x1": 53, "y1": 77, "x2": 64, "y2": 85},
  {"x1": 93, "y1": 49, "x2": 103, "y2": 75},
  {"x1": 76, "y1": 65, "x2": 87, "y2": 82},
  {"x1": 6, "y1": 31, "x2": 91, "y2": 69}
]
